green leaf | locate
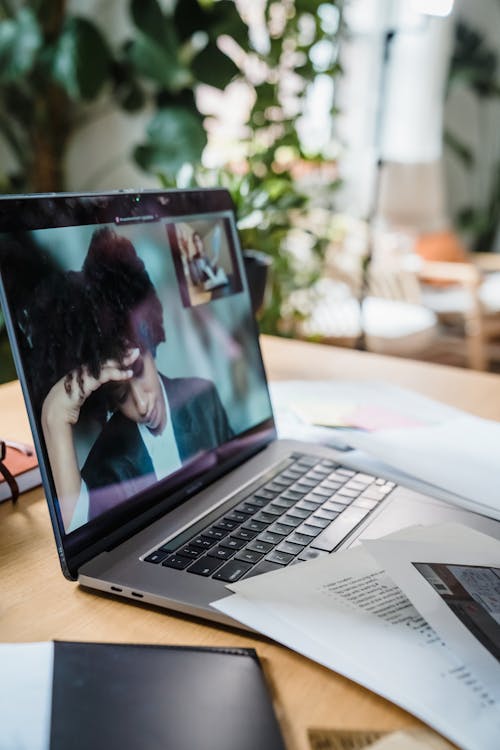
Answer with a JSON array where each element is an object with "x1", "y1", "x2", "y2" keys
[
  {"x1": 208, "y1": 0, "x2": 248, "y2": 47},
  {"x1": 128, "y1": 31, "x2": 192, "y2": 92},
  {"x1": 134, "y1": 106, "x2": 207, "y2": 179},
  {"x1": 130, "y1": 0, "x2": 166, "y2": 45},
  {"x1": 191, "y1": 39, "x2": 238, "y2": 88},
  {"x1": 0, "y1": 8, "x2": 41, "y2": 82},
  {"x1": 51, "y1": 17, "x2": 111, "y2": 100},
  {"x1": 173, "y1": 0, "x2": 208, "y2": 41},
  {"x1": 174, "y1": 0, "x2": 248, "y2": 49}
]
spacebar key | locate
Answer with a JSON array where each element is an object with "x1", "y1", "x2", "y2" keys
[{"x1": 310, "y1": 507, "x2": 370, "y2": 552}]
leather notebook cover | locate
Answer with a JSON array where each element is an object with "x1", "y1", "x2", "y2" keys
[{"x1": 50, "y1": 642, "x2": 286, "y2": 750}]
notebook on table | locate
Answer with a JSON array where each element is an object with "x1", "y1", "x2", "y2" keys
[
  {"x1": 1, "y1": 641, "x2": 286, "y2": 750},
  {"x1": 0, "y1": 189, "x2": 499, "y2": 628}
]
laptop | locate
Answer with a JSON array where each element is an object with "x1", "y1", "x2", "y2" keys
[{"x1": 1, "y1": 188, "x2": 499, "y2": 629}]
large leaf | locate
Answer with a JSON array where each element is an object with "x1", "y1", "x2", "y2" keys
[
  {"x1": 51, "y1": 17, "x2": 111, "y2": 100},
  {"x1": 173, "y1": 0, "x2": 209, "y2": 42},
  {"x1": 134, "y1": 106, "x2": 207, "y2": 178},
  {"x1": 0, "y1": 8, "x2": 41, "y2": 82},
  {"x1": 174, "y1": 0, "x2": 248, "y2": 55},
  {"x1": 130, "y1": 0, "x2": 166, "y2": 46},
  {"x1": 128, "y1": 31, "x2": 192, "y2": 92},
  {"x1": 206, "y1": 0, "x2": 248, "y2": 48},
  {"x1": 191, "y1": 39, "x2": 238, "y2": 89}
]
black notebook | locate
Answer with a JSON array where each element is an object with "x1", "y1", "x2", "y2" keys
[{"x1": 3, "y1": 641, "x2": 287, "y2": 750}]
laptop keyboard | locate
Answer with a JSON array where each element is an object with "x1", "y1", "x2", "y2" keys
[{"x1": 142, "y1": 453, "x2": 395, "y2": 583}]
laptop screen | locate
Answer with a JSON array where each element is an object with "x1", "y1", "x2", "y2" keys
[{"x1": 0, "y1": 190, "x2": 275, "y2": 573}]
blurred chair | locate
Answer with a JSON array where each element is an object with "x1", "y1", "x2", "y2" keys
[
  {"x1": 416, "y1": 248, "x2": 500, "y2": 370},
  {"x1": 287, "y1": 255, "x2": 439, "y2": 361}
]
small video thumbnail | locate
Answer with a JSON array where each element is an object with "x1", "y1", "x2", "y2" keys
[{"x1": 168, "y1": 217, "x2": 243, "y2": 308}]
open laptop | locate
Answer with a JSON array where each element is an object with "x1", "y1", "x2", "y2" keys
[{"x1": 1, "y1": 189, "x2": 499, "y2": 629}]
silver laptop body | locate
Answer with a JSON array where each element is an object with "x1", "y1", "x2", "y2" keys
[{"x1": 1, "y1": 189, "x2": 498, "y2": 629}]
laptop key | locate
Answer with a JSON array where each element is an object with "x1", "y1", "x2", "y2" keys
[
  {"x1": 247, "y1": 539, "x2": 274, "y2": 554},
  {"x1": 226, "y1": 510, "x2": 247, "y2": 524},
  {"x1": 243, "y1": 519, "x2": 268, "y2": 533},
  {"x1": 190, "y1": 536, "x2": 217, "y2": 550},
  {"x1": 178, "y1": 545, "x2": 203, "y2": 559},
  {"x1": 276, "y1": 541, "x2": 304, "y2": 556},
  {"x1": 264, "y1": 503, "x2": 284, "y2": 517},
  {"x1": 323, "y1": 500, "x2": 349, "y2": 513},
  {"x1": 213, "y1": 560, "x2": 253, "y2": 582},
  {"x1": 271, "y1": 495, "x2": 296, "y2": 509},
  {"x1": 144, "y1": 550, "x2": 169, "y2": 564},
  {"x1": 213, "y1": 518, "x2": 238, "y2": 531},
  {"x1": 279, "y1": 514, "x2": 303, "y2": 529},
  {"x1": 219, "y1": 536, "x2": 246, "y2": 551},
  {"x1": 266, "y1": 550, "x2": 294, "y2": 565},
  {"x1": 305, "y1": 515, "x2": 331, "y2": 529},
  {"x1": 254, "y1": 488, "x2": 279, "y2": 500},
  {"x1": 245, "y1": 495, "x2": 268, "y2": 508},
  {"x1": 237, "y1": 501, "x2": 261, "y2": 514},
  {"x1": 162, "y1": 554, "x2": 191, "y2": 570},
  {"x1": 337, "y1": 488, "x2": 361, "y2": 499},
  {"x1": 296, "y1": 499, "x2": 320, "y2": 512},
  {"x1": 254, "y1": 510, "x2": 276, "y2": 524},
  {"x1": 202, "y1": 527, "x2": 228, "y2": 541},
  {"x1": 313, "y1": 507, "x2": 339, "y2": 521},
  {"x1": 287, "y1": 531, "x2": 312, "y2": 547},
  {"x1": 311, "y1": 506, "x2": 371, "y2": 552},
  {"x1": 284, "y1": 506, "x2": 310, "y2": 520},
  {"x1": 232, "y1": 527, "x2": 258, "y2": 542},
  {"x1": 268, "y1": 521, "x2": 294, "y2": 536},
  {"x1": 281, "y1": 489, "x2": 306, "y2": 501},
  {"x1": 235, "y1": 548, "x2": 264, "y2": 564},
  {"x1": 258, "y1": 530, "x2": 286, "y2": 545},
  {"x1": 207, "y1": 546, "x2": 234, "y2": 560},
  {"x1": 295, "y1": 523, "x2": 323, "y2": 538},
  {"x1": 187, "y1": 556, "x2": 224, "y2": 577}
]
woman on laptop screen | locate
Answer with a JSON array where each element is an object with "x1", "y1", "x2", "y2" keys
[{"x1": 37, "y1": 228, "x2": 233, "y2": 534}]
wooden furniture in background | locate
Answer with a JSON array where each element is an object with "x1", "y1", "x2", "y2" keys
[{"x1": 3, "y1": 336, "x2": 500, "y2": 750}]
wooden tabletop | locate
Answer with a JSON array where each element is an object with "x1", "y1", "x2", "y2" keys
[{"x1": 2, "y1": 336, "x2": 499, "y2": 750}]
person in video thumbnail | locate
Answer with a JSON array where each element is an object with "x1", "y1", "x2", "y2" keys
[{"x1": 40, "y1": 228, "x2": 233, "y2": 533}]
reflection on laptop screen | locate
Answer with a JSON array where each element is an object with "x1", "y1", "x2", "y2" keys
[{"x1": 0, "y1": 198, "x2": 273, "y2": 543}]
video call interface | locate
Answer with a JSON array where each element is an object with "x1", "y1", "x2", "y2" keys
[{"x1": 1, "y1": 210, "x2": 273, "y2": 538}]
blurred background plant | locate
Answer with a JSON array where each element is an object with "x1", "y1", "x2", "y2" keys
[
  {"x1": 0, "y1": 0, "x2": 343, "y2": 380},
  {"x1": 444, "y1": 17, "x2": 500, "y2": 253}
]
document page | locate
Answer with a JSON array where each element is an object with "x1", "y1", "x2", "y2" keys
[
  {"x1": 212, "y1": 527, "x2": 500, "y2": 750},
  {"x1": 365, "y1": 524, "x2": 500, "y2": 698},
  {"x1": 269, "y1": 380, "x2": 500, "y2": 517},
  {"x1": 0, "y1": 642, "x2": 53, "y2": 750},
  {"x1": 341, "y1": 416, "x2": 500, "y2": 518}
]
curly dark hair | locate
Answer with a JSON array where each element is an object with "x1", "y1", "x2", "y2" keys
[{"x1": 27, "y1": 227, "x2": 165, "y2": 407}]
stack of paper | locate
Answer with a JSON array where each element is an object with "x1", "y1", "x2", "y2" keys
[
  {"x1": 212, "y1": 523, "x2": 500, "y2": 750},
  {"x1": 269, "y1": 381, "x2": 500, "y2": 520}
]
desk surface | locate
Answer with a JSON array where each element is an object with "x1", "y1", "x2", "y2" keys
[{"x1": 2, "y1": 336, "x2": 499, "y2": 750}]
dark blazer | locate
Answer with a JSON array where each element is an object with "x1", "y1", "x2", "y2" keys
[{"x1": 81, "y1": 374, "x2": 233, "y2": 521}]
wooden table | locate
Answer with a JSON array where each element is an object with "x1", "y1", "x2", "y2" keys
[{"x1": 2, "y1": 336, "x2": 500, "y2": 750}]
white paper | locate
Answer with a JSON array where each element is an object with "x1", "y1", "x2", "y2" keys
[
  {"x1": 0, "y1": 642, "x2": 54, "y2": 750},
  {"x1": 212, "y1": 526, "x2": 500, "y2": 750},
  {"x1": 270, "y1": 380, "x2": 500, "y2": 519},
  {"x1": 342, "y1": 416, "x2": 500, "y2": 518},
  {"x1": 365, "y1": 524, "x2": 500, "y2": 699}
]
